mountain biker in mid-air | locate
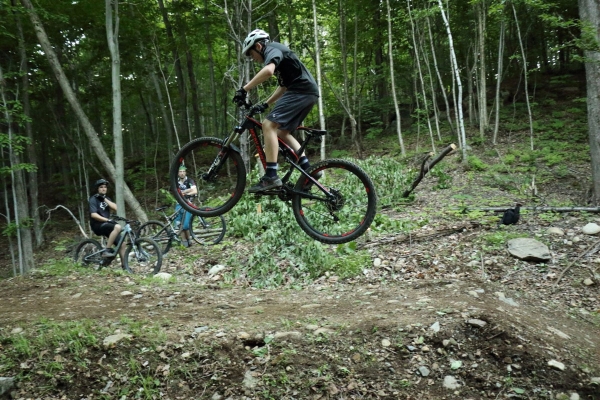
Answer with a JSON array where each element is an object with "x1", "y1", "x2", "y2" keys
[{"x1": 233, "y1": 29, "x2": 321, "y2": 193}]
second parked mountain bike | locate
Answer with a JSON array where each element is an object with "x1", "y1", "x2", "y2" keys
[
  {"x1": 169, "y1": 103, "x2": 377, "y2": 244},
  {"x1": 137, "y1": 205, "x2": 226, "y2": 254}
]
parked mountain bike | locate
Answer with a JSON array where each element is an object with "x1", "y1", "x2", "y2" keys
[
  {"x1": 73, "y1": 215, "x2": 162, "y2": 274},
  {"x1": 137, "y1": 205, "x2": 226, "y2": 254},
  {"x1": 169, "y1": 103, "x2": 377, "y2": 244}
]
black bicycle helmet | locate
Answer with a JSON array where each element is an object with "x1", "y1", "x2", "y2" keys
[{"x1": 94, "y1": 178, "x2": 109, "y2": 188}]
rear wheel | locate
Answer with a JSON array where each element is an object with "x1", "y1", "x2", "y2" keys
[
  {"x1": 191, "y1": 214, "x2": 226, "y2": 245},
  {"x1": 73, "y1": 239, "x2": 104, "y2": 270},
  {"x1": 292, "y1": 159, "x2": 377, "y2": 244},
  {"x1": 170, "y1": 137, "x2": 246, "y2": 217},
  {"x1": 123, "y1": 238, "x2": 162, "y2": 275},
  {"x1": 137, "y1": 220, "x2": 173, "y2": 254}
]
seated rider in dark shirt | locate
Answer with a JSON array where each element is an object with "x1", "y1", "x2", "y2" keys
[{"x1": 89, "y1": 179, "x2": 126, "y2": 264}]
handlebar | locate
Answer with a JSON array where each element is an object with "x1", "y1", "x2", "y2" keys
[{"x1": 110, "y1": 215, "x2": 140, "y2": 226}]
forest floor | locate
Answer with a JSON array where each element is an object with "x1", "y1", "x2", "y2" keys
[{"x1": 1, "y1": 132, "x2": 600, "y2": 399}]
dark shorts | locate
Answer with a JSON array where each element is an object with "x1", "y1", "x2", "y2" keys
[
  {"x1": 266, "y1": 92, "x2": 318, "y2": 131},
  {"x1": 92, "y1": 222, "x2": 119, "y2": 238}
]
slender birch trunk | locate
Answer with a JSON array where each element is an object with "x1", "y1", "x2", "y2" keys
[
  {"x1": 437, "y1": 0, "x2": 467, "y2": 161},
  {"x1": 312, "y1": 0, "x2": 326, "y2": 160},
  {"x1": 387, "y1": 0, "x2": 405, "y2": 155},
  {"x1": 151, "y1": 72, "x2": 175, "y2": 162},
  {"x1": 328, "y1": 0, "x2": 359, "y2": 154},
  {"x1": 407, "y1": 0, "x2": 435, "y2": 151},
  {"x1": 419, "y1": 29, "x2": 441, "y2": 141},
  {"x1": 492, "y1": 19, "x2": 505, "y2": 145},
  {"x1": 477, "y1": 0, "x2": 488, "y2": 137},
  {"x1": 512, "y1": 3, "x2": 534, "y2": 150},
  {"x1": 426, "y1": 15, "x2": 454, "y2": 134}
]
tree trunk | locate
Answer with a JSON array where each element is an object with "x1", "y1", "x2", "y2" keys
[
  {"x1": 13, "y1": 0, "x2": 42, "y2": 247},
  {"x1": 0, "y1": 65, "x2": 35, "y2": 274},
  {"x1": 157, "y1": 0, "x2": 189, "y2": 139},
  {"x1": 106, "y1": 0, "x2": 125, "y2": 217},
  {"x1": 492, "y1": 18, "x2": 505, "y2": 145},
  {"x1": 437, "y1": 0, "x2": 467, "y2": 161},
  {"x1": 512, "y1": 3, "x2": 534, "y2": 150},
  {"x1": 426, "y1": 15, "x2": 454, "y2": 135},
  {"x1": 312, "y1": 0, "x2": 326, "y2": 160},
  {"x1": 151, "y1": 72, "x2": 175, "y2": 163},
  {"x1": 175, "y1": 10, "x2": 201, "y2": 139},
  {"x1": 385, "y1": 0, "x2": 405, "y2": 155},
  {"x1": 477, "y1": 0, "x2": 488, "y2": 137},
  {"x1": 407, "y1": 0, "x2": 435, "y2": 151},
  {"x1": 419, "y1": 27, "x2": 441, "y2": 142},
  {"x1": 204, "y1": 0, "x2": 219, "y2": 135},
  {"x1": 579, "y1": 0, "x2": 600, "y2": 204},
  {"x1": 20, "y1": 0, "x2": 148, "y2": 222}
]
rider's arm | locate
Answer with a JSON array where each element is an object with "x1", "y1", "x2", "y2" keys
[
  {"x1": 243, "y1": 63, "x2": 276, "y2": 91},
  {"x1": 266, "y1": 86, "x2": 287, "y2": 105},
  {"x1": 183, "y1": 185, "x2": 197, "y2": 197},
  {"x1": 91, "y1": 212, "x2": 111, "y2": 223},
  {"x1": 104, "y1": 198, "x2": 118, "y2": 212}
]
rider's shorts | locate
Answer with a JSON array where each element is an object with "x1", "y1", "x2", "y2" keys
[{"x1": 267, "y1": 92, "x2": 318, "y2": 132}]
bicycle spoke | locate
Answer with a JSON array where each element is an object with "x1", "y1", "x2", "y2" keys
[
  {"x1": 191, "y1": 215, "x2": 226, "y2": 245},
  {"x1": 292, "y1": 159, "x2": 377, "y2": 244},
  {"x1": 170, "y1": 137, "x2": 246, "y2": 217}
]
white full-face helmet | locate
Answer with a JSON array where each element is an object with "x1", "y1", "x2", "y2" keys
[{"x1": 242, "y1": 29, "x2": 270, "y2": 56}]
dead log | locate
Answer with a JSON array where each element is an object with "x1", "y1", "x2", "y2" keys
[
  {"x1": 478, "y1": 206, "x2": 600, "y2": 213},
  {"x1": 359, "y1": 221, "x2": 482, "y2": 249},
  {"x1": 402, "y1": 143, "x2": 457, "y2": 198}
]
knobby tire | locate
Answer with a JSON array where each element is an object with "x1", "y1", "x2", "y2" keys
[
  {"x1": 73, "y1": 239, "x2": 104, "y2": 270},
  {"x1": 170, "y1": 137, "x2": 246, "y2": 217},
  {"x1": 191, "y1": 214, "x2": 226, "y2": 245},
  {"x1": 137, "y1": 220, "x2": 173, "y2": 254},
  {"x1": 123, "y1": 237, "x2": 162, "y2": 275},
  {"x1": 292, "y1": 159, "x2": 377, "y2": 244}
]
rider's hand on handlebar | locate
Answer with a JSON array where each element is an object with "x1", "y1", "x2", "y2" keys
[
  {"x1": 250, "y1": 102, "x2": 269, "y2": 114},
  {"x1": 232, "y1": 87, "x2": 247, "y2": 107}
]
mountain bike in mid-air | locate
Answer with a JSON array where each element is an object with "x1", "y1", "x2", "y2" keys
[
  {"x1": 169, "y1": 103, "x2": 377, "y2": 244},
  {"x1": 73, "y1": 215, "x2": 162, "y2": 275},
  {"x1": 137, "y1": 205, "x2": 226, "y2": 254}
]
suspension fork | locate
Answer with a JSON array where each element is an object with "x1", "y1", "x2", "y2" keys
[{"x1": 204, "y1": 129, "x2": 242, "y2": 180}]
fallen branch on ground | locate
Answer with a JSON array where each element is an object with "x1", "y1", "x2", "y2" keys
[
  {"x1": 359, "y1": 221, "x2": 483, "y2": 249},
  {"x1": 402, "y1": 143, "x2": 457, "y2": 198},
  {"x1": 477, "y1": 206, "x2": 600, "y2": 213},
  {"x1": 554, "y1": 238, "x2": 600, "y2": 288}
]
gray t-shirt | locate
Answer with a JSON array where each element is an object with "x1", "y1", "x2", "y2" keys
[{"x1": 263, "y1": 42, "x2": 319, "y2": 95}]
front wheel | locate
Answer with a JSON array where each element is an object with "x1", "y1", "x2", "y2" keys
[
  {"x1": 137, "y1": 220, "x2": 173, "y2": 254},
  {"x1": 170, "y1": 137, "x2": 247, "y2": 217},
  {"x1": 73, "y1": 239, "x2": 104, "y2": 270},
  {"x1": 292, "y1": 159, "x2": 377, "y2": 244},
  {"x1": 123, "y1": 238, "x2": 162, "y2": 275},
  {"x1": 191, "y1": 214, "x2": 226, "y2": 245}
]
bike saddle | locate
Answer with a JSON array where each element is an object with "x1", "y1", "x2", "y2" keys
[
  {"x1": 155, "y1": 206, "x2": 169, "y2": 211},
  {"x1": 296, "y1": 127, "x2": 327, "y2": 136}
]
